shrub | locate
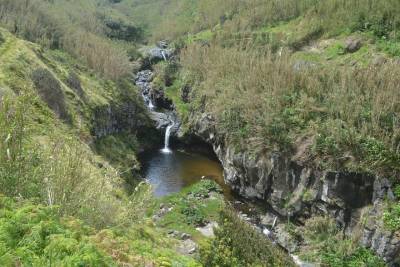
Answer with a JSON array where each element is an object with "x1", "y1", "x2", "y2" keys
[
  {"x1": 181, "y1": 201, "x2": 207, "y2": 226},
  {"x1": 31, "y1": 68, "x2": 70, "y2": 122},
  {"x1": 300, "y1": 217, "x2": 386, "y2": 266},
  {"x1": 66, "y1": 71, "x2": 85, "y2": 99},
  {"x1": 0, "y1": 197, "x2": 115, "y2": 266},
  {"x1": 200, "y1": 208, "x2": 294, "y2": 267},
  {"x1": 103, "y1": 17, "x2": 144, "y2": 42},
  {"x1": 0, "y1": 94, "x2": 42, "y2": 199},
  {"x1": 383, "y1": 203, "x2": 400, "y2": 231}
]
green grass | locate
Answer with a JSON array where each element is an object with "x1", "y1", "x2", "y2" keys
[
  {"x1": 0, "y1": 195, "x2": 201, "y2": 267},
  {"x1": 298, "y1": 217, "x2": 386, "y2": 267},
  {"x1": 187, "y1": 29, "x2": 215, "y2": 44},
  {"x1": 148, "y1": 180, "x2": 224, "y2": 242},
  {"x1": 94, "y1": 133, "x2": 141, "y2": 180},
  {"x1": 201, "y1": 208, "x2": 295, "y2": 267},
  {"x1": 165, "y1": 79, "x2": 190, "y2": 118}
]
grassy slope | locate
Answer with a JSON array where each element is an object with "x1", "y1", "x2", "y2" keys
[{"x1": 0, "y1": 28, "x2": 210, "y2": 266}]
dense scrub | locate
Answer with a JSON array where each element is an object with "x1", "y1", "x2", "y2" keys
[
  {"x1": 0, "y1": 192, "x2": 203, "y2": 266},
  {"x1": 200, "y1": 208, "x2": 294, "y2": 267},
  {"x1": 0, "y1": 94, "x2": 126, "y2": 228},
  {"x1": 0, "y1": 0, "x2": 142, "y2": 79},
  {"x1": 0, "y1": 28, "x2": 150, "y2": 228},
  {"x1": 181, "y1": 44, "x2": 400, "y2": 179},
  {"x1": 297, "y1": 217, "x2": 386, "y2": 266},
  {"x1": 112, "y1": 0, "x2": 400, "y2": 45}
]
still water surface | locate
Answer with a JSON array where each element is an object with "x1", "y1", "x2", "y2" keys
[{"x1": 140, "y1": 149, "x2": 232, "y2": 197}]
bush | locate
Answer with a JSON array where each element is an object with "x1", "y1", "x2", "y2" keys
[
  {"x1": 181, "y1": 201, "x2": 207, "y2": 226},
  {"x1": 0, "y1": 197, "x2": 115, "y2": 266},
  {"x1": 0, "y1": 94, "x2": 42, "y2": 199},
  {"x1": 103, "y1": 17, "x2": 144, "y2": 42},
  {"x1": 299, "y1": 217, "x2": 386, "y2": 266},
  {"x1": 66, "y1": 71, "x2": 85, "y2": 99},
  {"x1": 0, "y1": 32, "x2": 4, "y2": 45},
  {"x1": 31, "y1": 68, "x2": 70, "y2": 122},
  {"x1": 200, "y1": 208, "x2": 294, "y2": 267}
]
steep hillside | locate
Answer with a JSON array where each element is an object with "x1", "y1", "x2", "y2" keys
[
  {"x1": 0, "y1": 27, "x2": 205, "y2": 267},
  {"x1": 0, "y1": 20, "x2": 293, "y2": 267}
]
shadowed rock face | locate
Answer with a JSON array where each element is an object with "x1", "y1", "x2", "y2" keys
[
  {"x1": 191, "y1": 112, "x2": 399, "y2": 265},
  {"x1": 91, "y1": 101, "x2": 148, "y2": 138},
  {"x1": 323, "y1": 172, "x2": 374, "y2": 209}
]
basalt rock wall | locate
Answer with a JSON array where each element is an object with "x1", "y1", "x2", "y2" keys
[{"x1": 192, "y1": 113, "x2": 400, "y2": 265}]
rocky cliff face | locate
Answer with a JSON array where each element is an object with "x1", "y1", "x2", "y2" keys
[
  {"x1": 192, "y1": 113, "x2": 400, "y2": 265},
  {"x1": 91, "y1": 101, "x2": 148, "y2": 138}
]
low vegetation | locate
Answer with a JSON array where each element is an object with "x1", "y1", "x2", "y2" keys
[
  {"x1": 0, "y1": 0, "x2": 142, "y2": 79},
  {"x1": 200, "y1": 208, "x2": 294, "y2": 267},
  {"x1": 297, "y1": 217, "x2": 386, "y2": 266}
]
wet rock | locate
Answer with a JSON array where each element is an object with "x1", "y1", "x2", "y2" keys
[
  {"x1": 361, "y1": 202, "x2": 400, "y2": 265},
  {"x1": 151, "y1": 86, "x2": 173, "y2": 109},
  {"x1": 91, "y1": 101, "x2": 146, "y2": 138},
  {"x1": 140, "y1": 46, "x2": 173, "y2": 62},
  {"x1": 157, "y1": 40, "x2": 168, "y2": 49},
  {"x1": 373, "y1": 178, "x2": 394, "y2": 201},
  {"x1": 291, "y1": 255, "x2": 316, "y2": 267},
  {"x1": 260, "y1": 213, "x2": 279, "y2": 227},
  {"x1": 345, "y1": 37, "x2": 362, "y2": 53},
  {"x1": 149, "y1": 112, "x2": 170, "y2": 129}
]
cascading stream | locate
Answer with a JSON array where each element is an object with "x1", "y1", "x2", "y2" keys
[
  {"x1": 161, "y1": 123, "x2": 174, "y2": 153},
  {"x1": 161, "y1": 50, "x2": 167, "y2": 61},
  {"x1": 135, "y1": 67, "x2": 179, "y2": 154}
]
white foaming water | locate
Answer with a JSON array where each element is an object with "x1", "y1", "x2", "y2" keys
[
  {"x1": 148, "y1": 99, "x2": 155, "y2": 110},
  {"x1": 161, "y1": 123, "x2": 174, "y2": 153},
  {"x1": 161, "y1": 50, "x2": 167, "y2": 61}
]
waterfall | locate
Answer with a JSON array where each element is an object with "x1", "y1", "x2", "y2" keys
[
  {"x1": 161, "y1": 50, "x2": 167, "y2": 61},
  {"x1": 161, "y1": 123, "x2": 174, "y2": 153},
  {"x1": 148, "y1": 99, "x2": 155, "y2": 110}
]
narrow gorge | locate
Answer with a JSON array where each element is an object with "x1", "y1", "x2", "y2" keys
[{"x1": 133, "y1": 41, "x2": 400, "y2": 266}]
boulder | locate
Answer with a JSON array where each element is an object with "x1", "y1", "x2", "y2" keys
[
  {"x1": 345, "y1": 38, "x2": 362, "y2": 53},
  {"x1": 196, "y1": 222, "x2": 218, "y2": 238}
]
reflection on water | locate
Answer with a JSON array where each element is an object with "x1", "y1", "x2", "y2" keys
[{"x1": 140, "y1": 149, "x2": 232, "y2": 198}]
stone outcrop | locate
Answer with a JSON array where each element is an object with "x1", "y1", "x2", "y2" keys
[
  {"x1": 345, "y1": 37, "x2": 362, "y2": 53},
  {"x1": 191, "y1": 112, "x2": 400, "y2": 265},
  {"x1": 91, "y1": 101, "x2": 148, "y2": 138},
  {"x1": 139, "y1": 45, "x2": 174, "y2": 63}
]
